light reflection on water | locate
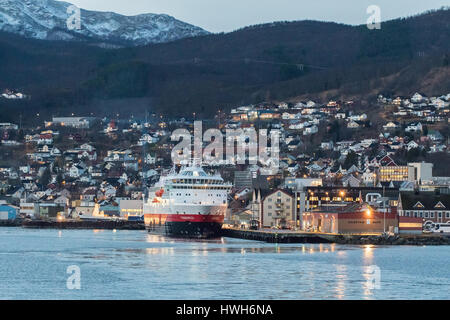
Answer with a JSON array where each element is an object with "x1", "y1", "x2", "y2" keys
[
  {"x1": 335, "y1": 264, "x2": 348, "y2": 300},
  {"x1": 363, "y1": 245, "x2": 374, "y2": 264},
  {"x1": 0, "y1": 228, "x2": 449, "y2": 300}
]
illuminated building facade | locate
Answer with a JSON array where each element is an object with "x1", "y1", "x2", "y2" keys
[
  {"x1": 398, "y1": 192, "x2": 450, "y2": 224},
  {"x1": 261, "y1": 189, "x2": 294, "y2": 228},
  {"x1": 379, "y1": 165, "x2": 410, "y2": 182},
  {"x1": 303, "y1": 186, "x2": 399, "y2": 211},
  {"x1": 302, "y1": 203, "x2": 398, "y2": 234},
  {"x1": 379, "y1": 162, "x2": 434, "y2": 183},
  {"x1": 293, "y1": 186, "x2": 399, "y2": 230}
]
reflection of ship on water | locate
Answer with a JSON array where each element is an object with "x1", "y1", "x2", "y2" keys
[{"x1": 143, "y1": 164, "x2": 232, "y2": 238}]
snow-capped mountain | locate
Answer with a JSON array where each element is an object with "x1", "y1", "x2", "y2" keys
[{"x1": 0, "y1": 0, "x2": 209, "y2": 46}]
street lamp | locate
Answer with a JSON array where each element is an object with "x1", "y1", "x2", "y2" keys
[{"x1": 340, "y1": 190, "x2": 345, "y2": 202}]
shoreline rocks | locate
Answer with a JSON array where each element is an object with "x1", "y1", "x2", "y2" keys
[
  {"x1": 0, "y1": 220, "x2": 22, "y2": 227},
  {"x1": 333, "y1": 234, "x2": 450, "y2": 246}
]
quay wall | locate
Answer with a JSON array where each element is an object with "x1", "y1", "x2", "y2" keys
[
  {"x1": 0, "y1": 219, "x2": 22, "y2": 227},
  {"x1": 21, "y1": 219, "x2": 145, "y2": 230},
  {"x1": 221, "y1": 228, "x2": 450, "y2": 246},
  {"x1": 221, "y1": 229, "x2": 334, "y2": 243}
]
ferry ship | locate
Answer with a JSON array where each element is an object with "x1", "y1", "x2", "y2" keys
[{"x1": 143, "y1": 165, "x2": 232, "y2": 238}]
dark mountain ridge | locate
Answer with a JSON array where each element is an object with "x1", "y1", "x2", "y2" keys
[{"x1": 0, "y1": 8, "x2": 449, "y2": 122}]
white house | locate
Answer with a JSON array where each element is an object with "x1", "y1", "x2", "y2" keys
[
  {"x1": 306, "y1": 100, "x2": 316, "y2": 108},
  {"x1": 431, "y1": 98, "x2": 447, "y2": 109},
  {"x1": 411, "y1": 92, "x2": 424, "y2": 103},
  {"x1": 320, "y1": 141, "x2": 334, "y2": 150},
  {"x1": 342, "y1": 174, "x2": 361, "y2": 187},
  {"x1": 145, "y1": 154, "x2": 156, "y2": 165},
  {"x1": 406, "y1": 141, "x2": 419, "y2": 151},
  {"x1": 289, "y1": 121, "x2": 305, "y2": 130},
  {"x1": 348, "y1": 114, "x2": 367, "y2": 121},
  {"x1": 383, "y1": 122, "x2": 399, "y2": 130},
  {"x1": 69, "y1": 165, "x2": 85, "y2": 178},
  {"x1": 50, "y1": 147, "x2": 61, "y2": 157},
  {"x1": 282, "y1": 112, "x2": 295, "y2": 120},
  {"x1": 335, "y1": 112, "x2": 346, "y2": 119},
  {"x1": 54, "y1": 195, "x2": 70, "y2": 207},
  {"x1": 347, "y1": 121, "x2": 360, "y2": 129},
  {"x1": 303, "y1": 125, "x2": 318, "y2": 135},
  {"x1": 80, "y1": 144, "x2": 95, "y2": 152},
  {"x1": 362, "y1": 169, "x2": 376, "y2": 186},
  {"x1": 405, "y1": 122, "x2": 423, "y2": 132}
]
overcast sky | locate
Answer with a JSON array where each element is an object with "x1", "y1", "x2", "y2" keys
[{"x1": 63, "y1": 0, "x2": 450, "y2": 32}]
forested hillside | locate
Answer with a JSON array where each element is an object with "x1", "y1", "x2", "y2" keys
[{"x1": 0, "y1": 8, "x2": 449, "y2": 121}]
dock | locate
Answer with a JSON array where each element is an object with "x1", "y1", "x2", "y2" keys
[
  {"x1": 221, "y1": 228, "x2": 335, "y2": 243},
  {"x1": 0, "y1": 220, "x2": 22, "y2": 227},
  {"x1": 221, "y1": 228, "x2": 450, "y2": 245},
  {"x1": 21, "y1": 219, "x2": 145, "y2": 230}
]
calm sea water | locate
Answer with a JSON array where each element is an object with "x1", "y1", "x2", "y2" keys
[{"x1": 0, "y1": 228, "x2": 449, "y2": 300}]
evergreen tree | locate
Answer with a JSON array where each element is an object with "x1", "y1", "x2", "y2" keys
[
  {"x1": 39, "y1": 168, "x2": 51, "y2": 187},
  {"x1": 344, "y1": 151, "x2": 359, "y2": 169},
  {"x1": 56, "y1": 172, "x2": 64, "y2": 185}
]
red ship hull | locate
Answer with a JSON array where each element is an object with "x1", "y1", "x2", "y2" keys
[{"x1": 144, "y1": 214, "x2": 224, "y2": 239}]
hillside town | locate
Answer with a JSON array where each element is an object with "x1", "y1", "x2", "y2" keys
[{"x1": 0, "y1": 91, "x2": 449, "y2": 235}]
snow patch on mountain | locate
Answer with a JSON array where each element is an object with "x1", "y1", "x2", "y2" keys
[{"x1": 0, "y1": 0, "x2": 209, "y2": 45}]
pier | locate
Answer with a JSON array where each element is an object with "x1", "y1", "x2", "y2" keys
[
  {"x1": 221, "y1": 228, "x2": 450, "y2": 245},
  {"x1": 221, "y1": 228, "x2": 335, "y2": 243},
  {"x1": 21, "y1": 219, "x2": 145, "y2": 230},
  {"x1": 0, "y1": 220, "x2": 22, "y2": 227}
]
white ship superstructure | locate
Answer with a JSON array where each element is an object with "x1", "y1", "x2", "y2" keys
[{"x1": 143, "y1": 165, "x2": 232, "y2": 238}]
